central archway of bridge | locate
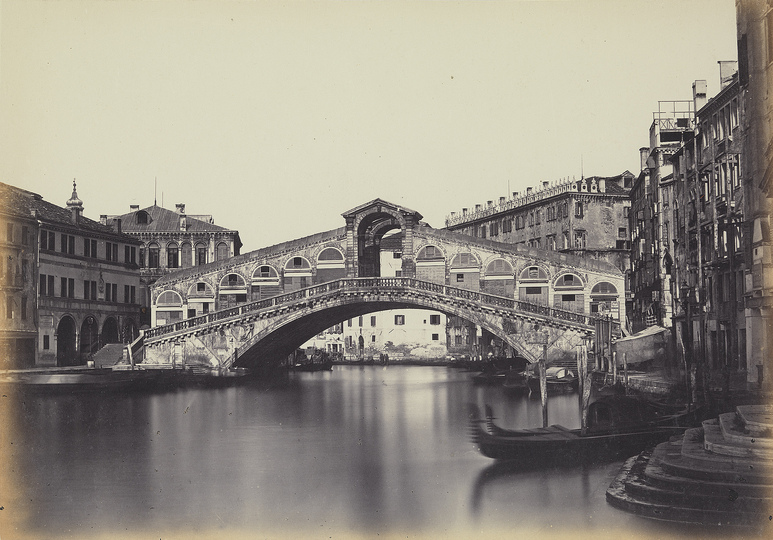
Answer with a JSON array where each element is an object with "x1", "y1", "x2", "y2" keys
[{"x1": 145, "y1": 198, "x2": 624, "y2": 370}]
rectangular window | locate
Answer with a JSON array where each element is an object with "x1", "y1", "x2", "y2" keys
[
  {"x1": 394, "y1": 315, "x2": 405, "y2": 325},
  {"x1": 40, "y1": 230, "x2": 48, "y2": 250},
  {"x1": 525, "y1": 286, "x2": 542, "y2": 295},
  {"x1": 6, "y1": 223, "x2": 13, "y2": 242},
  {"x1": 130, "y1": 286, "x2": 136, "y2": 304},
  {"x1": 430, "y1": 314, "x2": 441, "y2": 325},
  {"x1": 6, "y1": 296, "x2": 12, "y2": 319},
  {"x1": 21, "y1": 295, "x2": 27, "y2": 320},
  {"x1": 358, "y1": 316, "x2": 363, "y2": 327},
  {"x1": 124, "y1": 285, "x2": 130, "y2": 303},
  {"x1": 456, "y1": 273, "x2": 464, "y2": 282},
  {"x1": 48, "y1": 275, "x2": 54, "y2": 297},
  {"x1": 431, "y1": 333, "x2": 439, "y2": 341},
  {"x1": 623, "y1": 207, "x2": 630, "y2": 218},
  {"x1": 348, "y1": 319, "x2": 352, "y2": 327},
  {"x1": 43, "y1": 335, "x2": 50, "y2": 350},
  {"x1": 370, "y1": 316, "x2": 376, "y2": 327},
  {"x1": 68, "y1": 278, "x2": 74, "y2": 298},
  {"x1": 60, "y1": 277, "x2": 67, "y2": 298},
  {"x1": 293, "y1": 257, "x2": 303, "y2": 267},
  {"x1": 196, "y1": 246, "x2": 207, "y2": 266},
  {"x1": 21, "y1": 260, "x2": 28, "y2": 283},
  {"x1": 575, "y1": 202, "x2": 583, "y2": 218},
  {"x1": 618, "y1": 228, "x2": 627, "y2": 239},
  {"x1": 371, "y1": 335, "x2": 376, "y2": 343},
  {"x1": 562, "y1": 294, "x2": 576, "y2": 302},
  {"x1": 535, "y1": 210, "x2": 541, "y2": 225},
  {"x1": 455, "y1": 335, "x2": 463, "y2": 345},
  {"x1": 84, "y1": 238, "x2": 98, "y2": 258},
  {"x1": 139, "y1": 248, "x2": 145, "y2": 268},
  {"x1": 22, "y1": 226, "x2": 28, "y2": 245},
  {"x1": 393, "y1": 252, "x2": 401, "y2": 259}
]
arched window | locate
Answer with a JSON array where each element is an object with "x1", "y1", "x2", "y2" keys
[
  {"x1": 180, "y1": 242, "x2": 192, "y2": 268},
  {"x1": 215, "y1": 242, "x2": 229, "y2": 261},
  {"x1": 148, "y1": 243, "x2": 160, "y2": 269},
  {"x1": 518, "y1": 265, "x2": 549, "y2": 305},
  {"x1": 316, "y1": 248, "x2": 346, "y2": 284},
  {"x1": 417, "y1": 245, "x2": 444, "y2": 260},
  {"x1": 136, "y1": 211, "x2": 149, "y2": 225},
  {"x1": 167, "y1": 242, "x2": 179, "y2": 269},
  {"x1": 156, "y1": 290, "x2": 183, "y2": 306},
  {"x1": 251, "y1": 265, "x2": 281, "y2": 300},
  {"x1": 195, "y1": 243, "x2": 207, "y2": 266}
]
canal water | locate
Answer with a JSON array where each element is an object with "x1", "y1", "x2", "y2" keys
[{"x1": 7, "y1": 365, "x2": 704, "y2": 539}]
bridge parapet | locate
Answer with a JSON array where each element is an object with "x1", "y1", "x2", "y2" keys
[{"x1": 144, "y1": 277, "x2": 619, "y2": 347}]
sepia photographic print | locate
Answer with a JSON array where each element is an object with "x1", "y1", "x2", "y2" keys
[{"x1": 1, "y1": 1, "x2": 771, "y2": 539}]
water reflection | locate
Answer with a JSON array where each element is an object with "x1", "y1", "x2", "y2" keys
[{"x1": 8, "y1": 366, "x2": 693, "y2": 538}]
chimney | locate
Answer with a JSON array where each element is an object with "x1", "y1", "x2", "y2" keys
[
  {"x1": 499, "y1": 196, "x2": 506, "y2": 205},
  {"x1": 692, "y1": 80, "x2": 707, "y2": 112},
  {"x1": 542, "y1": 181, "x2": 549, "y2": 188},
  {"x1": 512, "y1": 192, "x2": 519, "y2": 198},
  {"x1": 179, "y1": 215, "x2": 187, "y2": 231},
  {"x1": 487, "y1": 200, "x2": 493, "y2": 208},
  {"x1": 462, "y1": 208, "x2": 468, "y2": 215},
  {"x1": 526, "y1": 187, "x2": 533, "y2": 193},
  {"x1": 718, "y1": 61, "x2": 738, "y2": 90},
  {"x1": 639, "y1": 147, "x2": 649, "y2": 172},
  {"x1": 475, "y1": 204, "x2": 482, "y2": 211},
  {"x1": 100, "y1": 215, "x2": 107, "y2": 225},
  {"x1": 130, "y1": 204, "x2": 139, "y2": 212},
  {"x1": 175, "y1": 203, "x2": 186, "y2": 214},
  {"x1": 450, "y1": 212, "x2": 456, "y2": 217}
]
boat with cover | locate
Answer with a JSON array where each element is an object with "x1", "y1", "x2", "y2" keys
[
  {"x1": 469, "y1": 395, "x2": 700, "y2": 462},
  {"x1": 525, "y1": 366, "x2": 579, "y2": 394}
]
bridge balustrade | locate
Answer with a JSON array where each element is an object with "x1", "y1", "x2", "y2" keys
[{"x1": 145, "y1": 277, "x2": 619, "y2": 341}]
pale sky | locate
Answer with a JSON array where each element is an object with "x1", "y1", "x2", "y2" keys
[{"x1": 1, "y1": 0, "x2": 738, "y2": 252}]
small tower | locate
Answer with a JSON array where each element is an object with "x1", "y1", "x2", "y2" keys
[{"x1": 66, "y1": 179, "x2": 84, "y2": 223}]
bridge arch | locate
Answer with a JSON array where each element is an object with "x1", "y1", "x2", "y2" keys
[
  {"x1": 553, "y1": 272, "x2": 585, "y2": 312},
  {"x1": 251, "y1": 265, "x2": 281, "y2": 300},
  {"x1": 230, "y1": 292, "x2": 539, "y2": 369},
  {"x1": 315, "y1": 247, "x2": 346, "y2": 283},
  {"x1": 449, "y1": 251, "x2": 480, "y2": 290},
  {"x1": 415, "y1": 244, "x2": 446, "y2": 283},
  {"x1": 482, "y1": 257, "x2": 514, "y2": 297},
  {"x1": 155, "y1": 290, "x2": 184, "y2": 325},
  {"x1": 283, "y1": 256, "x2": 312, "y2": 291},
  {"x1": 590, "y1": 281, "x2": 620, "y2": 318},
  {"x1": 517, "y1": 264, "x2": 550, "y2": 304}
]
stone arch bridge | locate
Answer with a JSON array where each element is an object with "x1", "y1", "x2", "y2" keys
[{"x1": 143, "y1": 199, "x2": 624, "y2": 369}]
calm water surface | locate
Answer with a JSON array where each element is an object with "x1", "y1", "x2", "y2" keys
[{"x1": 8, "y1": 366, "x2": 702, "y2": 539}]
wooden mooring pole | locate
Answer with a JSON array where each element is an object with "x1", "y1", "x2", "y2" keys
[
  {"x1": 580, "y1": 345, "x2": 591, "y2": 435},
  {"x1": 540, "y1": 343, "x2": 548, "y2": 428}
]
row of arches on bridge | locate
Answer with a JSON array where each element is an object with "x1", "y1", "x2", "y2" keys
[
  {"x1": 51, "y1": 314, "x2": 139, "y2": 367},
  {"x1": 152, "y1": 245, "x2": 621, "y2": 325}
]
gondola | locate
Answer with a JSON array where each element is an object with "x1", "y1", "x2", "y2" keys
[{"x1": 469, "y1": 395, "x2": 700, "y2": 463}]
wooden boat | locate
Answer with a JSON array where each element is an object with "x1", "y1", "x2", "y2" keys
[
  {"x1": 469, "y1": 395, "x2": 700, "y2": 462},
  {"x1": 526, "y1": 366, "x2": 578, "y2": 395},
  {"x1": 473, "y1": 356, "x2": 529, "y2": 385},
  {"x1": 501, "y1": 370, "x2": 529, "y2": 393},
  {"x1": 2, "y1": 368, "x2": 161, "y2": 393}
]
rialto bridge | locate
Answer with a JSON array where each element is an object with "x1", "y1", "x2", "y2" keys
[{"x1": 142, "y1": 199, "x2": 624, "y2": 370}]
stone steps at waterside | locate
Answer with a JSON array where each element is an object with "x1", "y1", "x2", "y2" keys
[{"x1": 606, "y1": 404, "x2": 772, "y2": 530}]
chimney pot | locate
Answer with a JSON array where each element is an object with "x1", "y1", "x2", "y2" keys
[
  {"x1": 130, "y1": 204, "x2": 139, "y2": 212},
  {"x1": 175, "y1": 203, "x2": 186, "y2": 214}
]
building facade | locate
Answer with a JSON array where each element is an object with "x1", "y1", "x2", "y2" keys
[
  {"x1": 105, "y1": 203, "x2": 242, "y2": 326},
  {"x1": 630, "y1": 100, "x2": 696, "y2": 332},
  {"x1": 0, "y1": 183, "x2": 39, "y2": 368},
  {"x1": 0, "y1": 182, "x2": 143, "y2": 367},
  {"x1": 445, "y1": 174, "x2": 632, "y2": 337}
]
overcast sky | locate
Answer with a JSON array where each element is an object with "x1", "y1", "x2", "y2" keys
[{"x1": 1, "y1": 0, "x2": 738, "y2": 252}]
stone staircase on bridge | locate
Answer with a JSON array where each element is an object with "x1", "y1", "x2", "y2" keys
[{"x1": 91, "y1": 343, "x2": 127, "y2": 368}]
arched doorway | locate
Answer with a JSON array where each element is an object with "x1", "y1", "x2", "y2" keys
[
  {"x1": 56, "y1": 316, "x2": 77, "y2": 366},
  {"x1": 101, "y1": 317, "x2": 120, "y2": 344},
  {"x1": 123, "y1": 318, "x2": 139, "y2": 343},
  {"x1": 80, "y1": 316, "x2": 99, "y2": 358}
]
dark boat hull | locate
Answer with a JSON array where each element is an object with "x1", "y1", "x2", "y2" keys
[{"x1": 469, "y1": 404, "x2": 691, "y2": 463}]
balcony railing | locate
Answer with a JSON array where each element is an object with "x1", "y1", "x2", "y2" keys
[{"x1": 144, "y1": 277, "x2": 620, "y2": 341}]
